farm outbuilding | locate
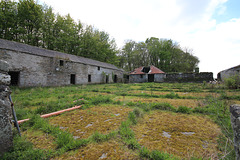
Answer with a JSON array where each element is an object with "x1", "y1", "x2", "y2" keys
[
  {"x1": 129, "y1": 66, "x2": 166, "y2": 83},
  {"x1": 217, "y1": 64, "x2": 240, "y2": 81},
  {"x1": 0, "y1": 39, "x2": 124, "y2": 87}
]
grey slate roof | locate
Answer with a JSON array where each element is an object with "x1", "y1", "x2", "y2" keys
[{"x1": 0, "y1": 38, "x2": 123, "y2": 71}]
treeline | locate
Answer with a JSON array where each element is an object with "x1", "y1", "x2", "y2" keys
[
  {"x1": 119, "y1": 38, "x2": 199, "y2": 72},
  {"x1": 0, "y1": 0, "x2": 118, "y2": 64},
  {"x1": 0, "y1": 0, "x2": 199, "y2": 72}
]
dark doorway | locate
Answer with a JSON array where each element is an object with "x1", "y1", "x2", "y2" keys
[
  {"x1": 114, "y1": 75, "x2": 117, "y2": 83},
  {"x1": 88, "y1": 75, "x2": 91, "y2": 82},
  {"x1": 70, "y1": 74, "x2": 76, "y2": 84},
  {"x1": 106, "y1": 75, "x2": 109, "y2": 83},
  {"x1": 148, "y1": 74, "x2": 154, "y2": 82},
  {"x1": 9, "y1": 71, "x2": 20, "y2": 86}
]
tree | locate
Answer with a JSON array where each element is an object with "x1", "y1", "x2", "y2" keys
[
  {"x1": 17, "y1": 0, "x2": 43, "y2": 46},
  {"x1": 0, "y1": 0, "x2": 17, "y2": 40}
]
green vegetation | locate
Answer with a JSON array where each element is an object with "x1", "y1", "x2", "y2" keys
[
  {"x1": 2, "y1": 82, "x2": 239, "y2": 159},
  {"x1": 0, "y1": 0, "x2": 199, "y2": 70}
]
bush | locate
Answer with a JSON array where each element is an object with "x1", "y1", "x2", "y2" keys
[
  {"x1": 177, "y1": 106, "x2": 192, "y2": 114},
  {"x1": 133, "y1": 108, "x2": 144, "y2": 118},
  {"x1": 225, "y1": 74, "x2": 240, "y2": 89},
  {"x1": 151, "y1": 103, "x2": 177, "y2": 112},
  {"x1": 165, "y1": 92, "x2": 180, "y2": 99}
]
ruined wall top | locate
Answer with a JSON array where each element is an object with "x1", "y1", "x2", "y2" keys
[{"x1": 0, "y1": 60, "x2": 10, "y2": 85}]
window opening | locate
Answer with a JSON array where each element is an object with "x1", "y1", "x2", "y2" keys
[
  {"x1": 88, "y1": 75, "x2": 91, "y2": 82},
  {"x1": 60, "y1": 60, "x2": 64, "y2": 66},
  {"x1": 9, "y1": 71, "x2": 20, "y2": 86},
  {"x1": 70, "y1": 74, "x2": 76, "y2": 84},
  {"x1": 98, "y1": 66, "x2": 100, "y2": 70},
  {"x1": 140, "y1": 75, "x2": 143, "y2": 78}
]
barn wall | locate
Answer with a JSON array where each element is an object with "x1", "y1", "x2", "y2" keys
[
  {"x1": 129, "y1": 74, "x2": 147, "y2": 83},
  {"x1": 218, "y1": 67, "x2": 240, "y2": 81},
  {"x1": 0, "y1": 49, "x2": 123, "y2": 87}
]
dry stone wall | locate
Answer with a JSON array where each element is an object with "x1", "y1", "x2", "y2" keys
[
  {"x1": 230, "y1": 104, "x2": 240, "y2": 160},
  {"x1": 0, "y1": 60, "x2": 13, "y2": 155}
]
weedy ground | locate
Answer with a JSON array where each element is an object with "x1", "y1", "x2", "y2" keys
[{"x1": 2, "y1": 82, "x2": 240, "y2": 159}]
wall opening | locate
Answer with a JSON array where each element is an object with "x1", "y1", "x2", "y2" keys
[
  {"x1": 88, "y1": 75, "x2": 91, "y2": 82},
  {"x1": 70, "y1": 74, "x2": 76, "y2": 84},
  {"x1": 60, "y1": 60, "x2": 64, "y2": 66},
  {"x1": 114, "y1": 75, "x2": 117, "y2": 83},
  {"x1": 142, "y1": 66, "x2": 150, "y2": 73},
  {"x1": 148, "y1": 74, "x2": 154, "y2": 82},
  {"x1": 98, "y1": 66, "x2": 100, "y2": 70},
  {"x1": 9, "y1": 71, "x2": 20, "y2": 86},
  {"x1": 106, "y1": 75, "x2": 109, "y2": 83}
]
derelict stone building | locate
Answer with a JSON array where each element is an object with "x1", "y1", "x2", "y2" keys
[
  {"x1": 0, "y1": 39, "x2": 124, "y2": 87},
  {"x1": 129, "y1": 65, "x2": 166, "y2": 83},
  {"x1": 218, "y1": 64, "x2": 240, "y2": 81}
]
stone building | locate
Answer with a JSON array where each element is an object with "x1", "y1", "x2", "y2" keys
[
  {"x1": 217, "y1": 64, "x2": 240, "y2": 81},
  {"x1": 129, "y1": 66, "x2": 166, "y2": 83},
  {"x1": 0, "y1": 39, "x2": 124, "y2": 87}
]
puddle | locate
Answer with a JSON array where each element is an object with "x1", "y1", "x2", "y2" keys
[
  {"x1": 162, "y1": 131, "x2": 171, "y2": 138},
  {"x1": 85, "y1": 123, "x2": 94, "y2": 128},
  {"x1": 181, "y1": 132, "x2": 195, "y2": 136},
  {"x1": 100, "y1": 153, "x2": 107, "y2": 159}
]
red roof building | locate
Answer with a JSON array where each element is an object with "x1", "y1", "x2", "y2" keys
[
  {"x1": 129, "y1": 66, "x2": 165, "y2": 83},
  {"x1": 130, "y1": 66, "x2": 165, "y2": 75}
]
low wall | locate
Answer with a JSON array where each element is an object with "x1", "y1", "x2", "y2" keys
[
  {"x1": 165, "y1": 72, "x2": 213, "y2": 83},
  {"x1": 230, "y1": 104, "x2": 240, "y2": 159},
  {"x1": 0, "y1": 60, "x2": 13, "y2": 155}
]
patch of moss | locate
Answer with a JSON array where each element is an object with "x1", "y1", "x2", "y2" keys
[
  {"x1": 48, "y1": 105, "x2": 132, "y2": 139},
  {"x1": 132, "y1": 111, "x2": 222, "y2": 159},
  {"x1": 53, "y1": 139, "x2": 139, "y2": 160},
  {"x1": 22, "y1": 129, "x2": 57, "y2": 150}
]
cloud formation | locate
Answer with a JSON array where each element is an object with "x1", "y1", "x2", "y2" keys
[{"x1": 41, "y1": 0, "x2": 240, "y2": 77}]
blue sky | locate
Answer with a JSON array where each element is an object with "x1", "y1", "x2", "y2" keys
[{"x1": 39, "y1": 0, "x2": 240, "y2": 77}]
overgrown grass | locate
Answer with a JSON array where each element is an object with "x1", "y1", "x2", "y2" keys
[{"x1": 5, "y1": 82, "x2": 240, "y2": 159}]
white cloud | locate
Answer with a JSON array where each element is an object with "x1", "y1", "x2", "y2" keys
[{"x1": 40, "y1": 0, "x2": 240, "y2": 77}]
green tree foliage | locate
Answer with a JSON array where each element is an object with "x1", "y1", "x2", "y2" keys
[
  {"x1": 0, "y1": 0, "x2": 118, "y2": 65},
  {"x1": 17, "y1": 0, "x2": 43, "y2": 46},
  {"x1": 119, "y1": 37, "x2": 199, "y2": 73},
  {"x1": 0, "y1": 0, "x2": 17, "y2": 40}
]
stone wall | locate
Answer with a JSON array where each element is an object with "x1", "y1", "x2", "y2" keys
[
  {"x1": 165, "y1": 72, "x2": 213, "y2": 83},
  {"x1": 230, "y1": 104, "x2": 240, "y2": 160},
  {"x1": 1, "y1": 50, "x2": 123, "y2": 87},
  {"x1": 0, "y1": 60, "x2": 13, "y2": 155}
]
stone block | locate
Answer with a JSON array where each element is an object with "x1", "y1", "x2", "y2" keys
[
  {"x1": 0, "y1": 74, "x2": 11, "y2": 85},
  {"x1": 0, "y1": 60, "x2": 9, "y2": 73}
]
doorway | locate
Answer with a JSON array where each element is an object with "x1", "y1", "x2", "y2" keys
[
  {"x1": 114, "y1": 75, "x2": 117, "y2": 83},
  {"x1": 70, "y1": 74, "x2": 76, "y2": 84},
  {"x1": 9, "y1": 71, "x2": 20, "y2": 86},
  {"x1": 106, "y1": 75, "x2": 109, "y2": 83},
  {"x1": 148, "y1": 74, "x2": 154, "y2": 82}
]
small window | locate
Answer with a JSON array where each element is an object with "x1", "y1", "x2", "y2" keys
[
  {"x1": 88, "y1": 75, "x2": 91, "y2": 82},
  {"x1": 98, "y1": 66, "x2": 100, "y2": 70},
  {"x1": 140, "y1": 75, "x2": 143, "y2": 78},
  {"x1": 60, "y1": 60, "x2": 64, "y2": 66}
]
